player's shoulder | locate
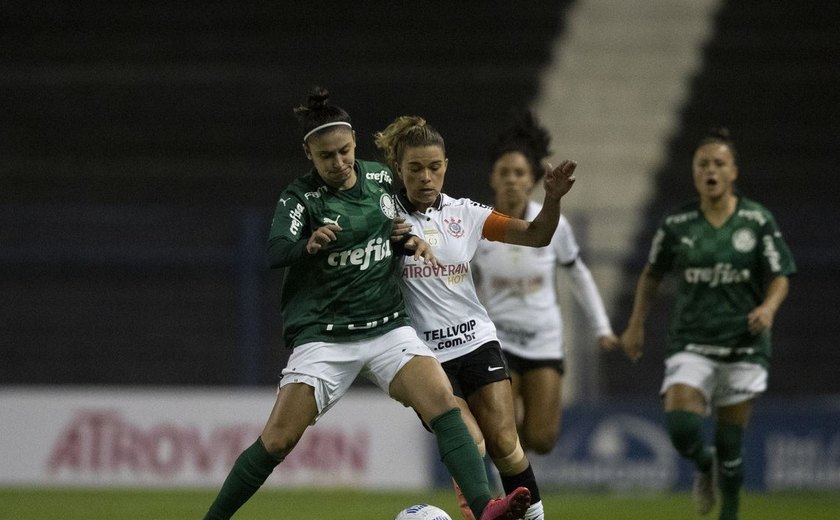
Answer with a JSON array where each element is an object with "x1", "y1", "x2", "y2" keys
[
  {"x1": 736, "y1": 197, "x2": 777, "y2": 226},
  {"x1": 737, "y1": 196, "x2": 774, "y2": 213},
  {"x1": 440, "y1": 194, "x2": 492, "y2": 211},
  {"x1": 661, "y1": 199, "x2": 701, "y2": 226},
  {"x1": 281, "y1": 170, "x2": 323, "y2": 200},
  {"x1": 356, "y1": 159, "x2": 395, "y2": 186}
]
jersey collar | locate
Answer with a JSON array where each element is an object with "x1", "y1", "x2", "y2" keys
[{"x1": 396, "y1": 189, "x2": 443, "y2": 213}]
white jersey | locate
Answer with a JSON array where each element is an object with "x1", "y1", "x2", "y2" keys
[
  {"x1": 473, "y1": 201, "x2": 613, "y2": 360},
  {"x1": 396, "y1": 192, "x2": 499, "y2": 363}
]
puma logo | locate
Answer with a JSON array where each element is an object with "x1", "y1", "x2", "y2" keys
[{"x1": 323, "y1": 215, "x2": 342, "y2": 226}]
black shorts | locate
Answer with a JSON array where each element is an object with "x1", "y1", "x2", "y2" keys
[
  {"x1": 441, "y1": 341, "x2": 510, "y2": 400},
  {"x1": 502, "y1": 350, "x2": 565, "y2": 376}
]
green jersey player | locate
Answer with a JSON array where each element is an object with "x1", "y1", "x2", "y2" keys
[
  {"x1": 267, "y1": 156, "x2": 407, "y2": 348},
  {"x1": 620, "y1": 128, "x2": 795, "y2": 520},
  {"x1": 202, "y1": 87, "x2": 531, "y2": 520}
]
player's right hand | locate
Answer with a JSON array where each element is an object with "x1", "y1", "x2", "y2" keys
[
  {"x1": 306, "y1": 223, "x2": 341, "y2": 254},
  {"x1": 618, "y1": 326, "x2": 644, "y2": 363}
]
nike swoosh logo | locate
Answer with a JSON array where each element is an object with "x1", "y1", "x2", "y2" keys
[{"x1": 487, "y1": 366, "x2": 505, "y2": 372}]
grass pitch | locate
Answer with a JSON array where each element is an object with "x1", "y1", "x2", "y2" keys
[{"x1": 2, "y1": 488, "x2": 838, "y2": 520}]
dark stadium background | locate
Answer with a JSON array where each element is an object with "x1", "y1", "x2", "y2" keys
[{"x1": 2, "y1": 0, "x2": 838, "y2": 399}]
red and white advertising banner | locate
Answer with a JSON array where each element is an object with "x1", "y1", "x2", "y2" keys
[{"x1": 0, "y1": 387, "x2": 433, "y2": 489}]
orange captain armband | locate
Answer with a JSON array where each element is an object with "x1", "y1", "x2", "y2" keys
[{"x1": 482, "y1": 210, "x2": 513, "y2": 242}]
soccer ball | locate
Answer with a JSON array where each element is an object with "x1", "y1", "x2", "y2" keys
[{"x1": 394, "y1": 503, "x2": 453, "y2": 520}]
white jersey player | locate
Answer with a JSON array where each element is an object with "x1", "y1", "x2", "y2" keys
[
  {"x1": 474, "y1": 109, "x2": 619, "y2": 458},
  {"x1": 375, "y1": 114, "x2": 576, "y2": 520},
  {"x1": 474, "y1": 202, "x2": 614, "y2": 362}
]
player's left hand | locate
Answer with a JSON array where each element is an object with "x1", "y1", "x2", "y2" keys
[
  {"x1": 747, "y1": 305, "x2": 774, "y2": 335},
  {"x1": 404, "y1": 236, "x2": 438, "y2": 266},
  {"x1": 543, "y1": 159, "x2": 577, "y2": 201}
]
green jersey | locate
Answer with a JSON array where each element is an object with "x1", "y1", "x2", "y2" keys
[
  {"x1": 648, "y1": 197, "x2": 796, "y2": 365},
  {"x1": 267, "y1": 160, "x2": 408, "y2": 348}
]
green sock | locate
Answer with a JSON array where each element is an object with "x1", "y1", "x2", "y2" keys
[
  {"x1": 430, "y1": 408, "x2": 493, "y2": 518},
  {"x1": 204, "y1": 438, "x2": 282, "y2": 520},
  {"x1": 715, "y1": 424, "x2": 744, "y2": 520},
  {"x1": 665, "y1": 411, "x2": 713, "y2": 472}
]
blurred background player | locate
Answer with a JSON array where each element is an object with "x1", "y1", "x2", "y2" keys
[
  {"x1": 202, "y1": 88, "x2": 530, "y2": 520},
  {"x1": 619, "y1": 128, "x2": 796, "y2": 520},
  {"x1": 375, "y1": 115, "x2": 577, "y2": 520},
  {"x1": 473, "y1": 109, "x2": 619, "y2": 454}
]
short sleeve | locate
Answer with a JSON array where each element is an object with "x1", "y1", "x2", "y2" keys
[{"x1": 648, "y1": 221, "x2": 677, "y2": 274}]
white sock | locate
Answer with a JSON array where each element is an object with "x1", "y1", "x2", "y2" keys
[{"x1": 523, "y1": 499, "x2": 544, "y2": 520}]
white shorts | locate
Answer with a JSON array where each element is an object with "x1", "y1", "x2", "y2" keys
[
  {"x1": 661, "y1": 351, "x2": 767, "y2": 413},
  {"x1": 279, "y1": 326, "x2": 435, "y2": 421}
]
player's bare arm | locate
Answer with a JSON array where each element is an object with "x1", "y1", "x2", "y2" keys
[
  {"x1": 620, "y1": 265, "x2": 664, "y2": 362},
  {"x1": 747, "y1": 275, "x2": 789, "y2": 335},
  {"x1": 498, "y1": 160, "x2": 577, "y2": 247}
]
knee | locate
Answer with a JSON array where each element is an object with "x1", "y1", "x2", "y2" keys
[
  {"x1": 521, "y1": 420, "x2": 560, "y2": 455},
  {"x1": 260, "y1": 428, "x2": 303, "y2": 460},
  {"x1": 522, "y1": 430, "x2": 557, "y2": 455},
  {"x1": 666, "y1": 410, "x2": 704, "y2": 452},
  {"x1": 526, "y1": 436, "x2": 555, "y2": 456}
]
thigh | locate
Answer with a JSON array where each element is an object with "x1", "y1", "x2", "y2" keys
[
  {"x1": 661, "y1": 352, "x2": 716, "y2": 414},
  {"x1": 363, "y1": 326, "x2": 438, "y2": 392},
  {"x1": 280, "y1": 340, "x2": 363, "y2": 418},
  {"x1": 663, "y1": 383, "x2": 708, "y2": 414},
  {"x1": 716, "y1": 399, "x2": 753, "y2": 427},
  {"x1": 467, "y1": 379, "x2": 519, "y2": 457},
  {"x1": 389, "y1": 354, "x2": 459, "y2": 424},
  {"x1": 518, "y1": 367, "x2": 563, "y2": 432},
  {"x1": 261, "y1": 382, "x2": 318, "y2": 457}
]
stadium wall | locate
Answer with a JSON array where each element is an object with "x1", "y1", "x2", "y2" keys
[
  {"x1": 0, "y1": 387, "x2": 432, "y2": 489},
  {"x1": 3, "y1": 388, "x2": 839, "y2": 492}
]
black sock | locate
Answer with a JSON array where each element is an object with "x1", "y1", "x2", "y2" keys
[{"x1": 500, "y1": 464, "x2": 541, "y2": 504}]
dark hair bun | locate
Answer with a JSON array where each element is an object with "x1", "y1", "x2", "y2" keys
[
  {"x1": 306, "y1": 86, "x2": 330, "y2": 111},
  {"x1": 707, "y1": 126, "x2": 731, "y2": 140}
]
